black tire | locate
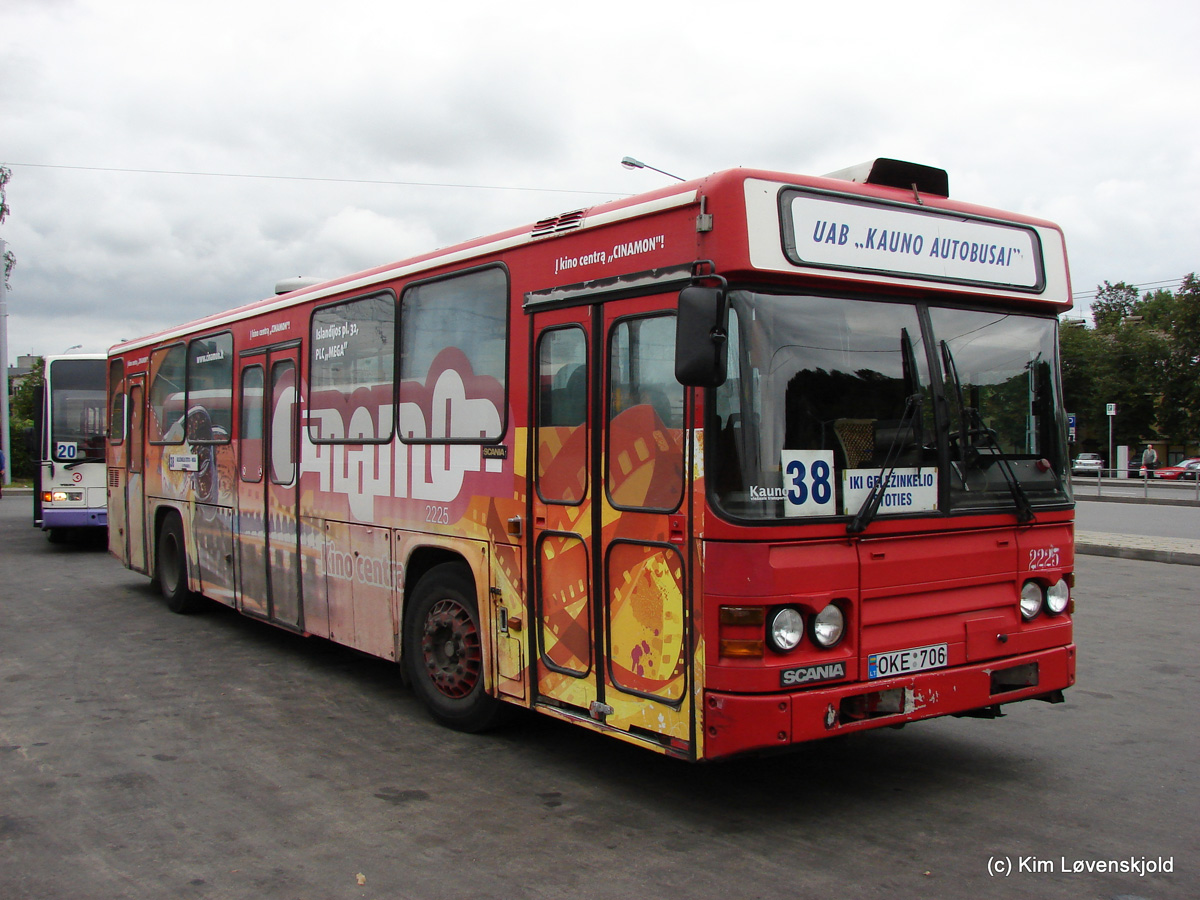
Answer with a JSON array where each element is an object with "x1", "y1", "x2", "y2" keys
[
  {"x1": 157, "y1": 514, "x2": 204, "y2": 614},
  {"x1": 403, "y1": 562, "x2": 505, "y2": 733}
]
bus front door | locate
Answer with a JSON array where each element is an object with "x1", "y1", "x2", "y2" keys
[
  {"x1": 597, "y1": 302, "x2": 691, "y2": 748},
  {"x1": 235, "y1": 346, "x2": 303, "y2": 630},
  {"x1": 531, "y1": 299, "x2": 692, "y2": 750}
]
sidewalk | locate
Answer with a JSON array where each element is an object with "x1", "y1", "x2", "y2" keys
[{"x1": 1075, "y1": 531, "x2": 1200, "y2": 566}]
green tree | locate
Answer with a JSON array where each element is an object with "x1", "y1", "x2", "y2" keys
[
  {"x1": 1098, "y1": 315, "x2": 1166, "y2": 447},
  {"x1": 1090, "y1": 281, "x2": 1141, "y2": 330},
  {"x1": 1061, "y1": 274, "x2": 1200, "y2": 456},
  {"x1": 1061, "y1": 281, "x2": 1159, "y2": 456},
  {"x1": 1059, "y1": 320, "x2": 1101, "y2": 449},
  {"x1": 8, "y1": 357, "x2": 43, "y2": 479},
  {"x1": 1146, "y1": 274, "x2": 1200, "y2": 444}
]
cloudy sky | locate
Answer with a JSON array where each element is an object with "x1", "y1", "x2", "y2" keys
[{"x1": 2, "y1": 0, "x2": 1198, "y2": 358}]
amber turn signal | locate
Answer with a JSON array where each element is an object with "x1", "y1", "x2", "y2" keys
[
  {"x1": 719, "y1": 606, "x2": 765, "y2": 626},
  {"x1": 719, "y1": 639, "x2": 764, "y2": 659}
]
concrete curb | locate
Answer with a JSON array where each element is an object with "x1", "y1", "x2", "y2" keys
[
  {"x1": 1074, "y1": 493, "x2": 1200, "y2": 508},
  {"x1": 1076, "y1": 543, "x2": 1200, "y2": 566}
]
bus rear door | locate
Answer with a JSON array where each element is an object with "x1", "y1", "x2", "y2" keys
[
  {"x1": 126, "y1": 377, "x2": 148, "y2": 572},
  {"x1": 235, "y1": 345, "x2": 303, "y2": 630}
]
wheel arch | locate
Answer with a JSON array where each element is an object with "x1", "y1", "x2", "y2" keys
[
  {"x1": 399, "y1": 542, "x2": 494, "y2": 691},
  {"x1": 151, "y1": 502, "x2": 189, "y2": 585},
  {"x1": 399, "y1": 547, "x2": 506, "y2": 732},
  {"x1": 403, "y1": 546, "x2": 475, "y2": 600}
]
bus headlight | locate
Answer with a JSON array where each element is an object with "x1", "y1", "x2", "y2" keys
[
  {"x1": 1020, "y1": 581, "x2": 1043, "y2": 621},
  {"x1": 767, "y1": 607, "x2": 804, "y2": 652},
  {"x1": 1045, "y1": 578, "x2": 1070, "y2": 615},
  {"x1": 811, "y1": 603, "x2": 845, "y2": 648}
]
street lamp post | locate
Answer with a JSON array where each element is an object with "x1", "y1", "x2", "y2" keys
[
  {"x1": 1107, "y1": 402, "x2": 1117, "y2": 478},
  {"x1": 1, "y1": 238, "x2": 9, "y2": 489},
  {"x1": 620, "y1": 157, "x2": 685, "y2": 182}
]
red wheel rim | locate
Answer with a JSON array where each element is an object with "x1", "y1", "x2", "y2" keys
[{"x1": 420, "y1": 598, "x2": 483, "y2": 699}]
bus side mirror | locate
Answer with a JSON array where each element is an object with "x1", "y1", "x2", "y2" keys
[{"x1": 675, "y1": 285, "x2": 729, "y2": 388}]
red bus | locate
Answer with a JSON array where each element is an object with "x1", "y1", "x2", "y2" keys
[{"x1": 107, "y1": 159, "x2": 1075, "y2": 760}]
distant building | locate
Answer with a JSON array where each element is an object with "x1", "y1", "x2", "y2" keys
[{"x1": 7, "y1": 354, "x2": 40, "y2": 394}]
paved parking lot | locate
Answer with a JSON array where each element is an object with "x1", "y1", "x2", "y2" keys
[{"x1": 0, "y1": 499, "x2": 1195, "y2": 899}]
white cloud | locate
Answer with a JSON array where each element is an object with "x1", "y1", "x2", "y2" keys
[{"x1": 3, "y1": 0, "x2": 1200, "y2": 356}]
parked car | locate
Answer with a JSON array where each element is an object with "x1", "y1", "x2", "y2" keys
[
  {"x1": 1072, "y1": 452, "x2": 1104, "y2": 476},
  {"x1": 1154, "y1": 458, "x2": 1200, "y2": 480}
]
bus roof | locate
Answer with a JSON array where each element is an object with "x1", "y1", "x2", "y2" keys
[{"x1": 109, "y1": 164, "x2": 1071, "y2": 355}]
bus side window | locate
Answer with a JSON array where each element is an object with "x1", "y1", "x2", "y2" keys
[
  {"x1": 269, "y1": 360, "x2": 296, "y2": 485},
  {"x1": 129, "y1": 384, "x2": 144, "y2": 473},
  {"x1": 399, "y1": 266, "x2": 508, "y2": 442},
  {"x1": 186, "y1": 332, "x2": 234, "y2": 443},
  {"x1": 149, "y1": 344, "x2": 187, "y2": 443},
  {"x1": 606, "y1": 314, "x2": 684, "y2": 511},
  {"x1": 240, "y1": 366, "x2": 264, "y2": 483},
  {"x1": 536, "y1": 327, "x2": 587, "y2": 504},
  {"x1": 108, "y1": 359, "x2": 125, "y2": 444},
  {"x1": 309, "y1": 293, "x2": 395, "y2": 443}
]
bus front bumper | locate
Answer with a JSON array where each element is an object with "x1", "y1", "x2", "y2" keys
[{"x1": 702, "y1": 644, "x2": 1076, "y2": 760}]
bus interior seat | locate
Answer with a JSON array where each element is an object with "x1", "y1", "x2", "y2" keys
[
  {"x1": 834, "y1": 418, "x2": 875, "y2": 469},
  {"x1": 543, "y1": 364, "x2": 586, "y2": 427}
]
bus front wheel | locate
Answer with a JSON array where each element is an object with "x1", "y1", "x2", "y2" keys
[
  {"x1": 403, "y1": 563, "x2": 505, "y2": 733},
  {"x1": 156, "y1": 514, "x2": 203, "y2": 615}
]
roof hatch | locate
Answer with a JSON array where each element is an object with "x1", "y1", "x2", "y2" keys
[
  {"x1": 274, "y1": 276, "x2": 324, "y2": 295},
  {"x1": 823, "y1": 158, "x2": 949, "y2": 198}
]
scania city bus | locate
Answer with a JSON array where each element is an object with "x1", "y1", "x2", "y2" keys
[{"x1": 107, "y1": 159, "x2": 1075, "y2": 760}]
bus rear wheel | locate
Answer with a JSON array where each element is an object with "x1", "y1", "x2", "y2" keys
[
  {"x1": 403, "y1": 563, "x2": 505, "y2": 733},
  {"x1": 157, "y1": 514, "x2": 204, "y2": 615}
]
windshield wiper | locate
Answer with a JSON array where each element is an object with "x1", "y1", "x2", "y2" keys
[
  {"x1": 940, "y1": 340, "x2": 1035, "y2": 524},
  {"x1": 64, "y1": 457, "x2": 106, "y2": 469},
  {"x1": 847, "y1": 329, "x2": 925, "y2": 535},
  {"x1": 847, "y1": 391, "x2": 923, "y2": 535}
]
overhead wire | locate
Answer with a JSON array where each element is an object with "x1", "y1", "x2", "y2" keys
[
  {"x1": 1072, "y1": 277, "x2": 1188, "y2": 302},
  {"x1": 8, "y1": 162, "x2": 1192, "y2": 299},
  {"x1": 0, "y1": 161, "x2": 629, "y2": 198}
]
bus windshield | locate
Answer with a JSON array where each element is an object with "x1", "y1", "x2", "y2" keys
[
  {"x1": 711, "y1": 291, "x2": 1070, "y2": 522},
  {"x1": 49, "y1": 357, "x2": 108, "y2": 462}
]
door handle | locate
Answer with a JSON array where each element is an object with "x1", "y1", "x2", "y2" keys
[{"x1": 669, "y1": 515, "x2": 686, "y2": 543}]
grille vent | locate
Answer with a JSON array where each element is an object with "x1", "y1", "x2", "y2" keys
[
  {"x1": 108, "y1": 467, "x2": 121, "y2": 487},
  {"x1": 531, "y1": 209, "x2": 584, "y2": 238}
]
